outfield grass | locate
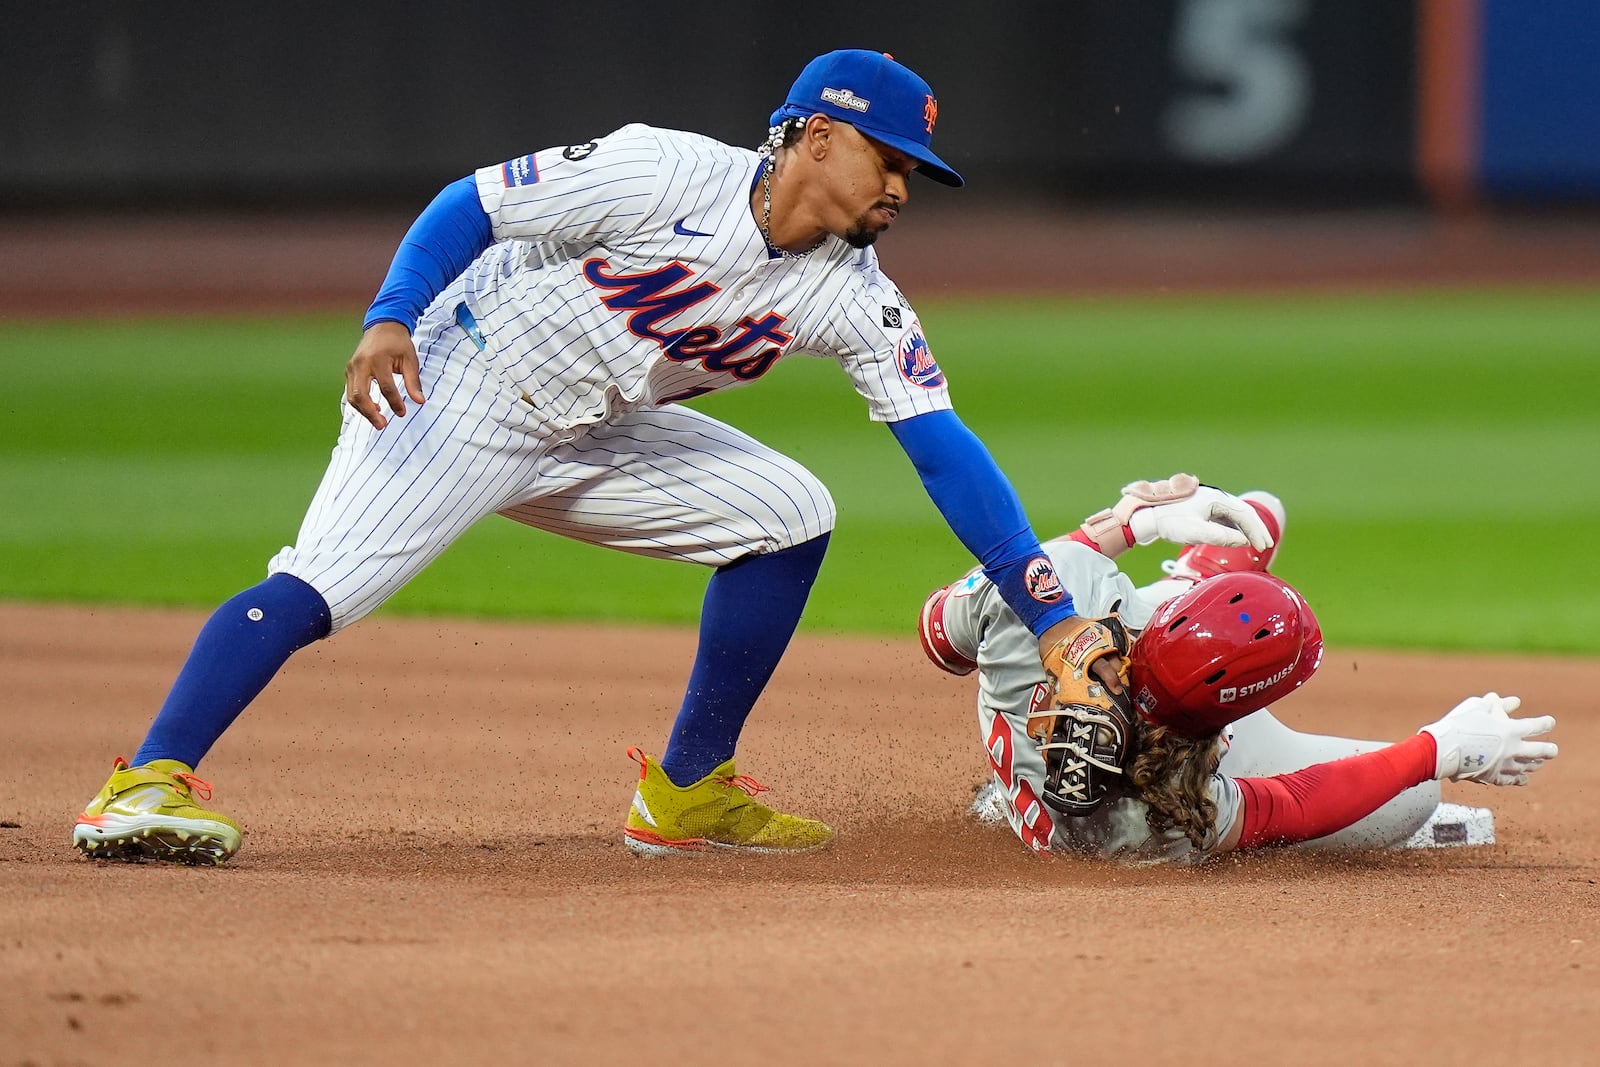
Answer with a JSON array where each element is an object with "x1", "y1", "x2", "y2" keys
[{"x1": 2, "y1": 290, "x2": 1596, "y2": 653}]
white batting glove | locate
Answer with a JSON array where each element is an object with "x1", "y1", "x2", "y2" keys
[
  {"x1": 1420, "y1": 693, "x2": 1558, "y2": 785},
  {"x1": 1126, "y1": 484, "x2": 1275, "y2": 551}
]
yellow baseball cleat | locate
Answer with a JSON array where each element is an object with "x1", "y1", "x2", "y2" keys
[
  {"x1": 73, "y1": 757, "x2": 242, "y2": 866},
  {"x1": 623, "y1": 747, "x2": 833, "y2": 856}
]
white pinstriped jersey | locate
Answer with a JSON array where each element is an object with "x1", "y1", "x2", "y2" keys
[
  {"x1": 461, "y1": 123, "x2": 953, "y2": 430},
  {"x1": 940, "y1": 540, "x2": 1244, "y2": 863},
  {"x1": 267, "y1": 123, "x2": 949, "y2": 632}
]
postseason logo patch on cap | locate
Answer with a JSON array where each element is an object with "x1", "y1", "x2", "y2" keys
[{"x1": 821, "y1": 86, "x2": 870, "y2": 113}]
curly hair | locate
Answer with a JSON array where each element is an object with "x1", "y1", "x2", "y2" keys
[{"x1": 1126, "y1": 724, "x2": 1225, "y2": 850}]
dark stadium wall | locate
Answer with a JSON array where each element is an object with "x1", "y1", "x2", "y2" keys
[{"x1": 1, "y1": 1, "x2": 1593, "y2": 210}]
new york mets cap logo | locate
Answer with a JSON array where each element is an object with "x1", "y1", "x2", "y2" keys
[
  {"x1": 1025, "y1": 557, "x2": 1063, "y2": 603},
  {"x1": 896, "y1": 325, "x2": 944, "y2": 388}
]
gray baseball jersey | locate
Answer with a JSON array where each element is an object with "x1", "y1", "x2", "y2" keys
[
  {"x1": 269, "y1": 124, "x2": 953, "y2": 630},
  {"x1": 937, "y1": 539, "x2": 1246, "y2": 863},
  {"x1": 942, "y1": 538, "x2": 1444, "y2": 861}
]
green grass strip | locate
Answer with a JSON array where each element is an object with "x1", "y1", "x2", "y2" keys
[{"x1": 2, "y1": 289, "x2": 1595, "y2": 653}]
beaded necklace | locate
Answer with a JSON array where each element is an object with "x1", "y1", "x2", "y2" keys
[{"x1": 759, "y1": 157, "x2": 825, "y2": 260}]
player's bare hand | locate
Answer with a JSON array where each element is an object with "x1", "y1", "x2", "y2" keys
[{"x1": 345, "y1": 321, "x2": 426, "y2": 430}]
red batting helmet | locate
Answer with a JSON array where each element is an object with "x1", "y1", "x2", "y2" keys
[{"x1": 1128, "y1": 572, "x2": 1323, "y2": 739}]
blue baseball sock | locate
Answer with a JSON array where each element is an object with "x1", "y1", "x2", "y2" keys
[
  {"x1": 660, "y1": 533, "x2": 830, "y2": 786},
  {"x1": 132, "y1": 573, "x2": 332, "y2": 769}
]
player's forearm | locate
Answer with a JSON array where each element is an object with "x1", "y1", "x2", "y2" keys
[
  {"x1": 363, "y1": 176, "x2": 494, "y2": 332},
  {"x1": 1232, "y1": 733, "x2": 1437, "y2": 850},
  {"x1": 888, "y1": 411, "x2": 1076, "y2": 635}
]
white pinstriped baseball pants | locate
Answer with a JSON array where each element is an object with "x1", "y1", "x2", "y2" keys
[{"x1": 268, "y1": 314, "x2": 836, "y2": 633}]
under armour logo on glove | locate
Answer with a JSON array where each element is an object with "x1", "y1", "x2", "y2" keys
[{"x1": 1421, "y1": 692, "x2": 1558, "y2": 786}]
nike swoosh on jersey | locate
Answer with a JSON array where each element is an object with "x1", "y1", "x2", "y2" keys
[{"x1": 672, "y1": 218, "x2": 715, "y2": 237}]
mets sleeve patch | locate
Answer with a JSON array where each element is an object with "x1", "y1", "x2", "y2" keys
[{"x1": 895, "y1": 324, "x2": 945, "y2": 389}]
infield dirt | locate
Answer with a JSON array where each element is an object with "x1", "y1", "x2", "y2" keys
[{"x1": 3, "y1": 603, "x2": 1598, "y2": 1065}]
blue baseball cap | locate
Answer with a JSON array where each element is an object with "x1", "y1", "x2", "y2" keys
[{"x1": 769, "y1": 49, "x2": 964, "y2": 188}]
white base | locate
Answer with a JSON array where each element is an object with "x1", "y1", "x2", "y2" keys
[{"x1": 1392, "y1": 802, "x2": 1495, "y2": 849}]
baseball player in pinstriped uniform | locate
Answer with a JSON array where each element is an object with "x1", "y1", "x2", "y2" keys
[
  {"x1": 920, "y1": 481, "x2": 1558, "y2": 863},
  {"x1": 73, "y1": 49, "x2": 1272, "y2": 865}
]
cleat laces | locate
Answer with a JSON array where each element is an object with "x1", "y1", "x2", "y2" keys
[
  {"x1": 717, "y1": 773, "x2": 770, "y2": 798},
  {"x1": 171, "y1": 772, "x2": 215, "y2": 801},
  {"x1": 110, "y1": 755, "x2": 217, "y2": 801}
]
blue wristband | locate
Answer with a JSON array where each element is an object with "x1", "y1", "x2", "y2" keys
[{"x1": 985, "y1": 552, "x2": 1078, "y2": 635}]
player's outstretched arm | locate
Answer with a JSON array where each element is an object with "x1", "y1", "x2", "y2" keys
[
  {"x1": 884, "y1": 412, "x2": 1130, "y2": 695},
  {"x1": 345, "y1": 322, "x2": 425, "y2": 431},
  {"x1": 1217, "y1": 693, "x2": 1556, "y2": 853}
]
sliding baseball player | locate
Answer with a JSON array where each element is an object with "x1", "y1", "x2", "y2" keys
[{"x1": 919, "y1": 477, "x2": 1557, "y2": 863}]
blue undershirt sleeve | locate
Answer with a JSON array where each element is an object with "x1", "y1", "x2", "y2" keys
[
  {"x1": 362, "y1": 176, "x2": 494, "y2": 332},
  {"x1": 889, "y1": 410, "x2": 1078, "y2": 636}
]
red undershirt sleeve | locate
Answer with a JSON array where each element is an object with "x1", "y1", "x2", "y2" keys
[
  {"x1": 1234, "y1": 733, "x2": 1438, "y2": 850},
  {"x1": 1067, "y1": 529, "x2": 1101, "y2": 552}
]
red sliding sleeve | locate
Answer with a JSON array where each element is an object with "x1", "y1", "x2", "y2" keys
[{"x1": 1235, "y1": 733, "x2": 1438, "y2": 849}]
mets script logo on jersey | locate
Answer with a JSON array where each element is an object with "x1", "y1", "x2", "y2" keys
[
  {"x1": 1025, "y1": 557, "x2": 1063, "y2": 603},
  {"x1": 581, "y1": 258, "x2": 792, "y2": 383},
  {"x1": 895, "y1": 326, "x2": 944, "y2": 388}
]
